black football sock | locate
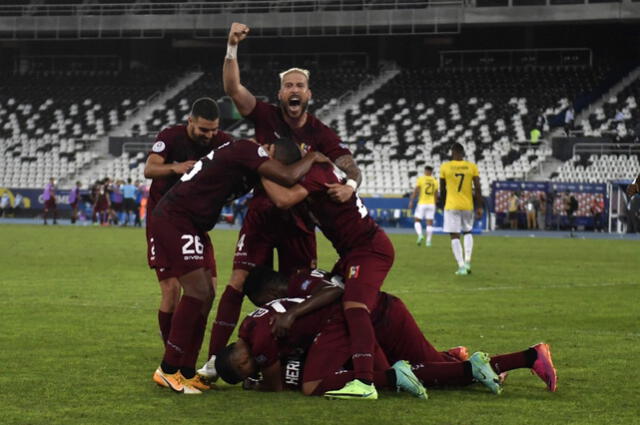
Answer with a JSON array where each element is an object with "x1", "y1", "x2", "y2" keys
[
  {"x1": 160, "y1": 361, "x2": 179, "y2": 375},
  {"x1": 180, "y1": 367, "x2": 196, "y2": 379}
]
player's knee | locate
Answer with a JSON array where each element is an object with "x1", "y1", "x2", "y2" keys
[{"x1": 229, "y1": 269, "x2": 249, "y2": 292}]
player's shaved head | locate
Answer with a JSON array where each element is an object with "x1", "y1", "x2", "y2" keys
[
  {"x1": 243, "y1": 266, "x2": 288, "y2": 306},
  {"x1": 190, "y1": 97, "x2": 220, "y2": 121},
  {"x1": 273, "y1": 137, "x2": 302, "y2": 165},
  {"x1": 215, "y1": 341, "x2": 255, "y2": 384}
]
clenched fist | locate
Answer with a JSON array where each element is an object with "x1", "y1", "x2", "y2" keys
[{"x1": 228, "y1": 22, "x2": 249, "y2": 46}]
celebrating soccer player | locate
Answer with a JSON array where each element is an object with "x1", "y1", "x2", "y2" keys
[{"x1": 202, "y1": 21, "x2": 363, "y2": 374}]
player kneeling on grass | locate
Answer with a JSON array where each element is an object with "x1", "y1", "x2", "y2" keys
[{"x1": 211, "y1": 268, "x2": 558, "y2": 397}]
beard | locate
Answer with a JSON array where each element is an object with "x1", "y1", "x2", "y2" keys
[{"x1": 279, "y1": 97, "x2": 309, "y2": 120}]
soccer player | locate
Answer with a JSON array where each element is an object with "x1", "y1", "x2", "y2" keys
[
  {"x1": 409, "y1": 165, "x2": 439, "y2": 247},
  {"x1": 42, "y1": 177, "x2": 57, "y2": 225},
  {"x1": 258, "y1": 139, "x2": 394, "y2": 399},
  {"x1": 439, "y1": 143, "x2": 483, "y2": 275},
  {"x1": 215, "y1": 278, "x2": 557, "y2": 396},
  {"x1": 149, "y1": 137, "x2": 329, "y2": 394},
  {"x1": 202, "y1": 21, "x2": 362, "y2": 370},
  {"x1": 68, "y1": 181, "x2": 81, "y2": 224},
  {"x1": 143, "y1": 98, "x2": 233, "y2": 349}
]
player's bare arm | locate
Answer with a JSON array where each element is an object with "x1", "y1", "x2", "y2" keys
[
  {"x1": 627, "y1": 173, "x2": 640, "y2": 197},
  {"x1": 257, "y1": 151, "x2": 329, "y2": 187},
  {"x1": 143, "y1": 154, "x2": 196, "y2": 178},
  {"x1": 327, "y1": 154, "x2": 362, "y2": 203},
  {"x1": 261, "y1": 178, "x2": 309, "y2": 209},
  {"x1": 439, "y1": 178, "x2": 447, "y2": 209},
  {"x1": 473, "y1": 176, "x2": 483, "y2": 219},
  {"x1": 270, "y1": 283, "x2": 344, "y2": 337},
  {"x1": 257, "y1": 361, "x2": 284, "y2": 392},
  {"x1": 408, "y1": 186, "x2": 420, "y2": 210},
  {"x1": 223, "y1": 22, "x2": 256, "y2": 116}
]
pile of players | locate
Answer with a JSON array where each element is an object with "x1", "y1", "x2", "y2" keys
[{"x1": 144, "y1": 22, "x2": 558, "y2": 399}]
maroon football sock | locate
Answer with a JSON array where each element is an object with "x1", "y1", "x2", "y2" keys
[
  {"x1": 311, "y1": 370, "x2": 392, "y2": 395},
  {"x1": 208, "y1": 286, "x2": 244, "y2": 357},
  {"x1": 344, "y1": 308, "x2": 375, "y2": 382},
  {"x1": 157, "y1": 310, "x2": 173, "y2": 345},
  {"x1": 490, "y1": 349, "x2": 535, "y2": 374},
  {"x1": 162, "y1": 295, "x2": 203, "y2": 368},
  {"x1": 180, "y1": 313, "x2": 208, "y2": 373},
  {"x1": 373, "y1": 342, "x2": 390, "y2": 371},
  {"x1": 413, "y1": 361, "x2": 474, "y2": 387}
]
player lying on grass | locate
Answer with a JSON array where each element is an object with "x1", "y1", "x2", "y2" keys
[{"x1": 212, "y1": 268, "x2": 558, "y2": 398}]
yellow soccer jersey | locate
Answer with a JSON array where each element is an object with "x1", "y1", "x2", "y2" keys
[
  {"x1": 440, "y1": 160, "x2": 479, "y2": 211},
  {"x1": 416, "y1": 175, "x2": 438, "y2": 205}
]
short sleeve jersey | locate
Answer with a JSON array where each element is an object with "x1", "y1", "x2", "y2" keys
[
  {"x1": 439, "y1": 160, "x2": 479, "y2": 211},
  {"x1": 298, "y1": 163, "x2": 378, "y2": 255},
  {"x1": 246, "y1": 100, "x2": 351, "y2": 162},
  {"x1": 147, "y1": 125, "x2": 234, "y2": 214},
  {"x1": 416, "y1": 175, "x2": 438, "y2": 205},
  {"x1": 156, "y1": 139, "x2": 269, "y2": 232},
  {"x1": 238, "y1": 298, "x2": 341, "y2": 369}
]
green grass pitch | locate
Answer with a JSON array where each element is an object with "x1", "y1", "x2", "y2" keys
[{"x1": 0, "y1": 224, "x2": 638, "y2": 425}]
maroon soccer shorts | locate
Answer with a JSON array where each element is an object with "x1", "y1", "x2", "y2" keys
[
  {"x1": 232, "y1": 224, "x2": 317, "y2": 277},
  {"x1": 302, "y1": 318, "x2": 351, "y2": 383},
  {"x1": 148, "y1": 214, "x2": 216, "y2": 281},
  {"x1": 302, "y1": 315, "x2": 390, "y2": 383},
  {"x1": 335, "y1": 230, "x2": 395, "y2": 311},
  {"x1": 372, "y1": 293, "x2": 448, "y2": 365},
  {"x1": 44, "y1": 199, "x2": 56, "y2": 209}
]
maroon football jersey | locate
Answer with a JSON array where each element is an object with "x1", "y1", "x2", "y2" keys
[
  {"x1": 147, "y1": 125, "x2": 233, "y2": 213},
  {"x1": 238, "y1": 298, "x2": 341, "y2": 368},
  {"x1": 287, "y1": 269, "x2": 343, "y2": 298},
  {"x1": 245, "y1": 189, "x2": 315, "y2": 237},
  {"x1": 246, "y1": 100, "x2": 351, "y2": 162},
  {"x1": 298, "y1": 163, "x2": 379, "y2": 255},
  {"x1": 154, "y1": 139, "x2": 269, "y2": 232}
]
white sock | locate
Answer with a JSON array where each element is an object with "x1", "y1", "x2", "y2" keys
[
  {"x1": 414, "y1": 222, "x2": 423, "y2": 237},
  {"x1": 451, "y1": 239, "x2": 465, "y2": 268},
  {"x1": 463, "y1": 233, "x2": 474, "y2": 263},
  {"x1": 426, "y1": 225, "x2": 433, "y2": 243}
]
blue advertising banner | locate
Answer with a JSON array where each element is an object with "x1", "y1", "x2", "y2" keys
[{"x1": 361, "y1": 196, "x2": 487, "y2": 232}]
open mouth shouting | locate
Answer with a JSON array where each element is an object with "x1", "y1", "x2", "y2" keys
[{"x1": 286, "y1": 95, "x2": 304, "y2": 115}]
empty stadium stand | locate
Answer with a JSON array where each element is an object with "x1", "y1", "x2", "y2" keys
[
  {"x1": 329, "y1": 66, "x2": 609, "y2": 195},
  {"x1": 579, "y1": 77, "x2": 640, "y2": 141},
  {"x1": 0, "y1": 69, "x2": 179, "y2": 188}
]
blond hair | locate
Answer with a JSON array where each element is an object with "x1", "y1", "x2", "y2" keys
[{"x1": 279, "y1": 67, "x2": 310, "y2": 84}]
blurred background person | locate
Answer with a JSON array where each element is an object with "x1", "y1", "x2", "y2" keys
[{"x1": 42, "y1": 177, "x2": 57, "y2": 225}]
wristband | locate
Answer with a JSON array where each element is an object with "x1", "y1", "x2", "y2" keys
[
  {"x1": 345, "y1": 179, "x2": 358, "y2": 191},
  {"x1": 225, "y1": 44, "x2": 238, "y2": 60}
]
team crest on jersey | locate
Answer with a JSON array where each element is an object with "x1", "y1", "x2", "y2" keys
[
  {"x1": 300, "y1": 279, "x2": 311, "y2": 291},
  {"x1": 298, "y1": 142, "x2": 310, "y2": 153},
  {"x1": 348, "y1": 265, "x2": 360, "y2": 279},
  {"x1": 257, "y1": 146, "x2": 269, "y2": 158},
  {"x1": 152, "y1": 141, "x2": 166, "y2": 153}
]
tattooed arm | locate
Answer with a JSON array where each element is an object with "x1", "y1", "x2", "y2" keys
[{"x1": 327, "y1": 154, "x2": 362, "y2": 203}]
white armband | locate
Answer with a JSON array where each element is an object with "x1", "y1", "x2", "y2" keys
[
  {"x1": 345, "y1": 179, "x2": 358, "y2": 191},
  {"x1": 225, "y1": 44, "x2": 238, "y2": 60}
]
